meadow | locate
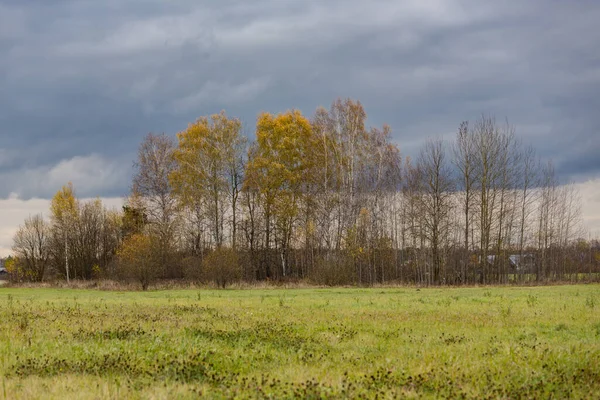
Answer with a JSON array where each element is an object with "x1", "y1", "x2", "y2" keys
[{"x1": 0, "y1": 285, "x2": 599, "y2": 399}]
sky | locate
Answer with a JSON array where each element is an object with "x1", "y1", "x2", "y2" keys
[{"x1": 1, "y1": 0, "x2": 599, "y2": 255}]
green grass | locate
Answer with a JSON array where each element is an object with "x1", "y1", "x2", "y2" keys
[{"x1": 1, "y1": 285, "x2": 599, "y2": 399}]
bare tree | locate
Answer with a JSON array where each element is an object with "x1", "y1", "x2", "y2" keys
[
  {"x1": 554, "y1": 182, "x2": 584, "y2": 279},
  {"x1": 516, "y1": 145, "x2": 539, "y2": 281},
  {"x1": 365, "y1": 124, "x2": 401, "y2": 283},
  {"x1": 537, "y1": 161, "x2": 557, "y2": 281},
  {"x1": 329, "y1": 99, "x2": 368, "y2": 250},
  {"x1": 417, "y1": 138, "x2": 455, "y2": 284},
  {"x1": 401, "y1": 156, "x2": 426, "y2": 283},
  {"x1": 491, "y1": 122, "x2": 517, "y2": 283},
  {"x1": 471, "y1": 116, "x2": 505, "y2": 283},
  {"x1": 71, "y1": 199, "x2": 121, "y2": 279},
  {"x1": 452, "y1": 121, "x2": 476, "y2": 283},
  {"x1": 133, "y1": 133, "x2": 179, "y2": 277},
  {"x1": 12, "y1": 214, "x2": 51, "y2": 282}
]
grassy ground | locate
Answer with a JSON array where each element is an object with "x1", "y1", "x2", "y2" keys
[{"x1": 0, "y1": 285, "x2": 599, "y2": 399}]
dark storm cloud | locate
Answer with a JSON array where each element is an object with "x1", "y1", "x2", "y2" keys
[{"x1": 1, "y1": 0, "x2": 599, "y2": 198}]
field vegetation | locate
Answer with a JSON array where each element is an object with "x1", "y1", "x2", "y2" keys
[{"x1": 1, "y1": 284, "x2": 599, "y2": 399}]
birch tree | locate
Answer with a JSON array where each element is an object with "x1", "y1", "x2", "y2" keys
[
  {"x1": 171, "y1": 112, "x2": 245, "y2": 249},
  {"x1": 50, "y1": 182, "x2": 78, "y2": 282},
  {"x1": 453, "y1": 121, "x2": 476, "y2": 282},
  {"x1": 244, "y1": 110, "x2": 316, "y2": 278},
  {"x1": 132, "y1": 133, "x2": 178, "y2": 277},
  {"x1": 417, "y1": 138, "x2": 455, "y2": 284}
]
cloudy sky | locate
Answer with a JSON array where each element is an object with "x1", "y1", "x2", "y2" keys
[{"x1": 1, "y1": 0, "x2": 599, "y2": 254}]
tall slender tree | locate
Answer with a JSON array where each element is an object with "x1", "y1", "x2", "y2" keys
[
  {"x1": 417, "y1": 138, "x2": 455, "y2": 284},
  {"x1": 171, "y1": 112, "x2": 246, "y2": 249},
  {"x1": 133, "y1": 133, "x2": 178, "y2": 277},
  {"x1": 244, "y1": 110, "x2": 317, "y2": 278},
  {"x1": 50, "y1": 182, "x2": 78, "y2": 282},
  {"x1": 453, "y1": 121, "x2": 476, "y2": 282}
]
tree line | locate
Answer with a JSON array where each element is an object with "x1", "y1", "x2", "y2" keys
[{"x1": 8, "y1": 98, "x2": 600, "y2": 288}]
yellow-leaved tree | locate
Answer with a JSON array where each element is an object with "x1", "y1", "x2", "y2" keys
[
  {"x1": 117, "y1": 233, "x2": 160, "y2": 290},
  {"x1": 171, "y1": 111, "x2": 245, "y2": 250},
  {"x1": 244, "y1": 110, "x2": 318, "y2": 278},
  {"x1": 4, "y1": 256, "x2": 19, "y2": 281},
  {"x1": 50, "y1": 182, "x2": 78, "y2": 283}
]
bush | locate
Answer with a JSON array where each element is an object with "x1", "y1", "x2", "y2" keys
[
  {"x1": 202, "y1": 248, "x2": 241, "y2": 288},
  {"x1": 117, "y1": 234, "x2": 162, "y2": 290}
]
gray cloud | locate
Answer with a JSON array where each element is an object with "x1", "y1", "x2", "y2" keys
[
  {"x1": 0, "y1": 154, "x2": 129, "y2": 199},
  {"x1": 1, "y1": 0, "x2": 599, "y2": 199}
]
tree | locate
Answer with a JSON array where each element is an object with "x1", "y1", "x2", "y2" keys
[
  {"x1": 471, "y1": 116, "x2": 511, "y2": 283},
  {"x1": 133, "y1": 133, "x2": 179, "y2": 278},
  {"x1": 417, "y1": 138, "x2": 455, "y2": 284},
  {"x1": 50, "y1": 182, "x2": 78, "y2": 282},
  {"x1": 3, "y1": 256, "x2": 19, "y2": 281},
  {"x1": 309, "y1": 99, "x2": 401, "y2": 284},
  {"x1": 49, "y1": 185, "x2": 122, "y2": 281},
  {"x1": 328, "y1": 99, "x2": 369, "y2": 250},
  {"x1": 117, "y1": 233, "x2": 160, "y2": 290},
  {"x1": 537, "y1": 161, "x2": 557, "y2": 280},
  {"x1": 244, "y1": 110, "x2": 317, "y2": 278},
  {"x1": 70, "y1": 199, "x2": 99, "y2": 279},
  {"x1": 12, "y1": 214, "x2": 51, "y2": 282},
  {"x1": 171, "y1": 111, "x2": 246, "y2": 249},
  {"x1": 202, "y1": 247, "x2": 241, "y2": 288},
  {"x1": 72, "y1": 198, "x2": 116, "y2": 280},
  {"x1": 536, "y1": 164, "x2": 584, "y2": 280},
  {"x1": 452, "y1": 121, "x2": 476, "y2": 282},
  {"x1": 363, "y1": 124, "x2": 402, "y2": 283},
  {"x1": 401, "y1": 156, "x2": 426, "y2": 283},
  {"x1": 99, "y1": 207, "x2": 123, "y2": 278},
  {"x1": 491, "y1": 122, "x2": 518, "y2": 283},
  {"x1": 310, "y1": 106, "x2": 340, "y2": 251},
  {"x1": 240, "y1": 167, "x2": 263, "y2": 280},
  {"x1": 122, "y1": 193, "x2": 148, "y2": 239},
  {"x1": 516, "y1": 145, "x2": 538, "y2": 281}
]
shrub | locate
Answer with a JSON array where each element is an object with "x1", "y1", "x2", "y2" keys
[
  {"x1": 117, "y1": 234, "x2": 162, "y2": 290},
  {"x1": 202, "y1": 248, "x2": 241, "y2": 288}
]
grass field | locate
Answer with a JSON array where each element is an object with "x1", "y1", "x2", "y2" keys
[{"x1": 0, "y1": 285, "x2": 599, "y2": 399}]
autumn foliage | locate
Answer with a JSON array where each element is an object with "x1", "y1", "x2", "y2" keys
[
  {"x1": 117, "y1": 233, "x2": 160, "y2": 291},
  {"x1": 9, "y1": 99, "x2": 600, "y2": 287}
]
